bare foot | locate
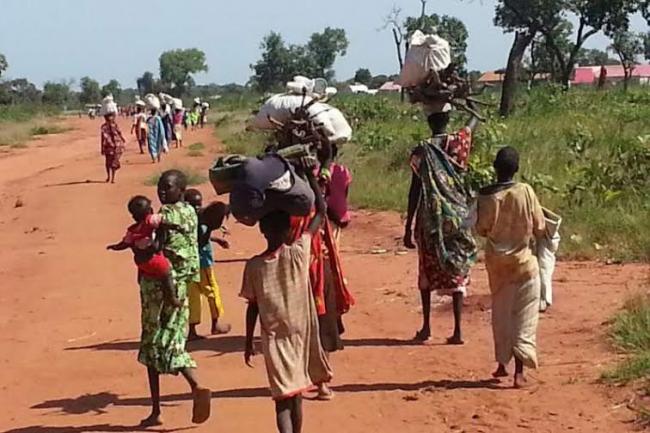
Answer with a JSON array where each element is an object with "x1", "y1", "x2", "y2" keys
[
  {"x1": 414, "y1": 329, "x2": 431, "y2": 342},
  {"x1": 140, "y1": 413, "x2": 163, "y2": 427},
  {"x1": 211, "y1": 322, "x2": 232, "y2": 335},
  {"x1": 192, "y1": 387, "x2": 211, "y2": 424},
  {"x1": 492, "y1": 365, "x2": 509, "y2": 378},
  {"x1": 446, "y1": 335, "x2": 465, "y2": 345},
  {"x1": 188, "y1": 332, "x2": 206, "y2": 342},
  {"x1": 514, "y1": 373, "x2": 531, "y2": 389},
  {"x1": 316, "y1": 383, "x2": 334, "y2": 401}
]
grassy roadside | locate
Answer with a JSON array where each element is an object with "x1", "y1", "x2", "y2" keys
[
  {"x1": 213, "y1": 88, "x2": 650, "y2": 262},
  {"x1": 0, "y1": 105, "x2": 69, "y2": 148},
  {"x1": 602, "y1": 293, "x2": 650, "y2": 425}
]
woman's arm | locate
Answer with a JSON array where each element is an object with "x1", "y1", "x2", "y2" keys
[
  {"x1": 244, "y1": 302, "x2": 259, "y2": 367},
  {"x1": 306, "y1": 170, "x2": 326, "y2": 235}
]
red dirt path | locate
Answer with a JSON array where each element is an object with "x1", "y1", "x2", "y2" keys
[{"x1": 0, "y1": 118, "x2": 647, "y2": 433}]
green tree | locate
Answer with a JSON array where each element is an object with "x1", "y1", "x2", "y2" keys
[
  {"x1": 609, "y1": 30, "x2": 645, "y2": 90},
  {"x1": 42, "y1": 81, "x2": 72, "y2": 106},
  {"x1": 8, "y1": 79, "x2": 41, "y2": 104},
  {"x1": 370, "y1": 74, "x2": 390, "y2": 89},
  {"x1": 644, "y1": 32, "x2": 650, "y2": 60},
  {"x1": 354, "y1": 68, "x2": 373, "y2": 85},
  {"x1": 79, "y1": 77, "x2": 101, "y2": 104},
  {"x1": 250, "y1": 29, "x2": 349, "y2": 92},
  {"x1": 0, "y1": 53, "x2": 7, "y2": 78},
  {"x1": 577, "y1": 48, "x2": 619, "y2": 66},
  {"x1": 101, "y1": 79, "x2": 122, "y2": 99},
  {"x1": 159, "y1": 48, "x2": 208, "y2": 97},
  {"x1": 306, "y1": 27, "x2": 349, "y2": 80},
  {"x1": 137, "y1": 71, "x2": 156, "y2": 95}
]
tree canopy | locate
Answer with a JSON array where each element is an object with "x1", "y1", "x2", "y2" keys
[
  {"x1": 0, "y1": 54, "x2": 7, "y2": 78},
  {"x1": 159, "y1": 48, "x2": 208, "y2": 97},
  {"x1": 250, "y1": 28, "x2": 349, "y2": 92},
  {"x1": 609, "y1": 30, "x2": 645, "y2": 88},
  {"x1": 354, "y1": 68, "x2": 373, "y2": 85},
  {"x1": 102, "y1": 79, "x2": 122, "y2": 99},
  {"x1": 79, "y1": 77, "x2": 101, "y2": 104},
  {"x1": 137, "y1": 71, "x2": 157, "y2": 95},
  {"x1": 42, "y1": 81, "x2": 72, "y2": 107}
]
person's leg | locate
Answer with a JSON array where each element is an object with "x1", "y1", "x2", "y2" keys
[
  {"x1": 291, "y1": 395, "x2": 303, "y2": 433},
  {"x1": 104, "y1": 163, "x2": 110, "y2": 183},
  {"x1": 188, "y1": 281, "x2": 204, "y2": 340},
  {"x1": 110, "y1": 168, "x2": 117, "y2": 184},
  {"x1": 203, "y1": 268, "x2": 231, "y2": 334},
  {"x1": 316, "y1": 352, "x2": 333, "y2": 400},
  {"x1": 493, "y1": 363, "x2": 508, "y2": 378},
  {"x1": 140, "y1": 367, "x2": 163, "y2": 426},
  {"x1": 514, "y1": 356, "x2": 528, "y2": 388},
  {"x1": 447, "y1": 292, "x2": 464, "y2": 345},
  {"x1": 181, "y1": 367, "x2": 211, "y2": 424},
  {"x1": 415, "y1": 290, "x2": 431, "y2": 341},
  {"x1": 275, "y1": 398, "x2": 294, "y2": 433}
]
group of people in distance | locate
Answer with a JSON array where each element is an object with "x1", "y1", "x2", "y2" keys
[
  {"x1": 99, "y1": 98, "x2": 209, "y2": 183},
  {"x1": 405, "y1": 100, "x2": 547, "y2": 389}
]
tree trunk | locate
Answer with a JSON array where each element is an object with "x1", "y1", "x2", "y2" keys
[{"x1": 500, "y1": 31, "x2": 535, "y2": 117}]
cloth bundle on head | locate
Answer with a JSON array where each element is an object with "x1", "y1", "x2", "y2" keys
[
  {"x1": 144, "y1": 94, "x2": 161, "y2": 111},
  {"x1": 193, "y1": 97, "x2": 201, "y2": 105},
  {"x1": 286, "y1": 76, "x2": 328, "y2": 98},
  {"x1": 172, "y1": 98, "x2": 183, "y2": 110},
  {"x1": 213, "y1": 153, "x2": 315, "y2": 227},
  {"x1": 100, "y1": 95, "x2": 118, "y2": 116},
  {"x1": 201, "y1": 102, "x2": 210, "y2": 109},
  {"x1": 397, "y1": 30, "x2": 451, "y2": 88}
]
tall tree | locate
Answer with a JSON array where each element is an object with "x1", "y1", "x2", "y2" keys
[
  {"x1": 577, "y1": 48, "x2": 619, "y2": 66},
  {"x1": 644, "y1": 32, "x2": 650, "y2": 60},
  {"x1": 42, "y1": 81, "x2": 72, "y2": 106},
  {"x1": 8, "y1": 79, "x2": 41, "y2": 104},
  {"x1": 0, "y1": 53, "x2": 7, "y2": 78},
  {"x1": 306, "y1": 27, "x2": 349, "y2": 80},
  {"x1": 137, "y1": 71, "x2": 156, "y2": 95},
  {"x1": 609, "y1": 30, "x2": 644, "y2": 90},
  {"x1": 354, "y1": 68, "x2": 373, "y2": 85},
  {"x1": 101, "y1": 79, "x2": 122, "y2": 99},
  {"x1": 159, "y1": 48, "x2": 208, "y2": 97},
  {"x1": 79, "y1": 77, "x2": 101, "y2": 104},
  {"x1": 250, "y1": 32, "x2": 292, "y2": 92}
]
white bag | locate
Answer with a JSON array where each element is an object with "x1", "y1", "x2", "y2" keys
[
  {"x1": 312, "y1": 103, "x2": 352, "y2": 144},
  {"x1": 100, "y1": 95, "x2": 118, "y2": 116},
  {"x1": 144, "y1": 94, "x2": 161, "y2": 110},
  {"x1": 537, "y1": 208, "x2": 562, "y2": 310},
  {"x1": 172, "y1": 98, "x2": 184, "y2": 110},
  {"x1": 159, "y1": 93, "x2": 174, "y2": 105},
  {"x1": 397, "y1": 30, "x2": 451, "y2": 87},
  {"x1": 251, "y1": 94, "x2": 315, "y2": 129}
]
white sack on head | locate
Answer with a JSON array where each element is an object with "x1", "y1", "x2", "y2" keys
[
  {"x1": 397, "y1": 30, "x2": 451, "y2": 87},
  {"x1": 144, "y1": 94, "x2": 161, "y2": 110},
  {"x1": 100, "y1": 94, "x2": 118, "y2": 116},
  {"x1": 172, "y1": 98, "x2": 184, "y2": 110}
]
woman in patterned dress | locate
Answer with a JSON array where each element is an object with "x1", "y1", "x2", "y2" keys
[
  {"x1": 137, "y1": 170, "x2": 211, "y2": 427},
  {"x1": 100, "y1": 112, "x2": 125, "y2": 183},
  {"x1": 404, "y1": 110, "x2": 480, "y2": 345}
]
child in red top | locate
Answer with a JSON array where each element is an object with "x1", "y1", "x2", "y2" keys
[{"x1": 107, "y1": 195, "x2": 182, "y2": 307}]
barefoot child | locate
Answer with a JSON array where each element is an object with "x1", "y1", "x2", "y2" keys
[
  {"x1": 241, "y1": 170, "x2": 332, "y2": 433},
  {"x1": 185, "y1": 188, "x2": 232, "y2": 340},
  {"x1": 476, "y1": 147, "x2": 546, "y2": 389},
  {"x1": 107, "y1": 196, "x2": 183, "y2": 308},
  {"x1": 134, "y1": 170, "x2": 211, "y2": 426}
]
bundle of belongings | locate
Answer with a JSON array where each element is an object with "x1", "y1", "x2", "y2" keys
[
  {"x1": 144, "y1": 93, "x2": 161, "y2": 110},
  {"x1": 100, "y1": 94, "x2": 118, "y2": 116},
  {"x1": 397, "y1": 30, "x2": 485, "y2": 119},
  {"x1": 209, "y1": 82, "x2": 354, "y2": 315},
  {"x1": 249, "y1": 76, "x2": 352, "y2": 145}
]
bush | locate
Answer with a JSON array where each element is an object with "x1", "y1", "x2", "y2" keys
[{"x1": 214, "y1": 88, "x2": 650, "y2": 260}]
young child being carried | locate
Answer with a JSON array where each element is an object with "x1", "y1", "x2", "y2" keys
[{"x1": 107, "y1": 195, "x2": 183, "y2": 308}]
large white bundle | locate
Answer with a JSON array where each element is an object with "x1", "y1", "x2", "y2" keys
[
  {"x1": 159, "y1": 93, "x2": 174, "y2": 105},
  {"x1": 397, "y1": 30, "x2": 451, "y2": 87},
  {"x1": 100, "y1": 94, "x2": 118, "y2": 116},
  {"x1": 172, "y1": 98, "x2": 184, "y2": 110},
  {"x1": 144, "y1": 93, "x2": 161, "y2": 110},
  {"x1": 310, "y1": 103, "x2": 352, "y2": 144},
  {"x1": 286, "y1": 76, "x2": 328, "y2": 97},
  {"x1": 537, "y1": 209, "x2": 562, "y2": 311}
]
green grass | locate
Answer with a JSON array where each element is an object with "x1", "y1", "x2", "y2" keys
[
  {"x1": 214, "y1": 87, "x2": 650, "y2": 260},
  {"x1": 187, "y1": 142, "x2": 205, "y2": 157},
  {"x1": 603, "y1": 293, "x2": 650, "y2": 383},
  {"x1": 30, "y1": 124, "x2": 69, "y2": 136},
  {"x1": 143, "y1": 166, "x2": 208, "y2": 187}
]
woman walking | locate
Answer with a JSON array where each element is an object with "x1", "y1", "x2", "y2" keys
[
  {"x1": 100, "y1": 112, "x2": 125, "y2": 184},
  {"x1": 146, "y1": 107, "x2": 166, "y2": 163}
]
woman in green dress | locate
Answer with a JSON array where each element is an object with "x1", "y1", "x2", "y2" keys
[{"x1": 138, "y1": 169, "x2": 211, "y2": 427}]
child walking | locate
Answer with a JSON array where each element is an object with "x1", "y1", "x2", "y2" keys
[
  {"x1": 241, "y1": 169, "x2": 332, "y2": 433},
  {"x1": 131, "y1": 102, "x2": 147, "y2": 154},
  {"x1": 476, "y1": 147, "x2": 546, "y2": 389},
  {"x1": 134, "y1": 170, "x2": 211, "y2": 426},
  {"x1": 107, "y1": 196, "x2": 182, "y2": 308},
  {"x1": 100, "y1": 112, "x2": 126, "y2": 184},
  {"x1": 185, "y1": 188, "x2": 232, "y2": 340}
]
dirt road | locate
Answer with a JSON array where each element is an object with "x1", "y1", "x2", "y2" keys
[{"x1": 0, "y1": 118, "x2": 647, "y2": 433}]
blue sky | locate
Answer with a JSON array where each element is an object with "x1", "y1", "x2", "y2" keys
[{"x1": 0, "y1": 0, "x2": 646, "y2": 88}]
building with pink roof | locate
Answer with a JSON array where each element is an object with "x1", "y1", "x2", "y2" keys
[{"x1": 573, "y1": 65, "x2": 650, "y2": 85}]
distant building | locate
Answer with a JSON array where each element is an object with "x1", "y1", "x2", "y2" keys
[
  {"x1": 573, "y1": 65, "x2": 650, "y2": 86},
  {"x1": 378, "y1": 81, "x2": 402, "y2": 93},
  {"x1": 478, "y1": 70, "x2": 506, "y2": 86},
  {"x1": 341, "y1": 83, "x2": 372, "y2": 94}
]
